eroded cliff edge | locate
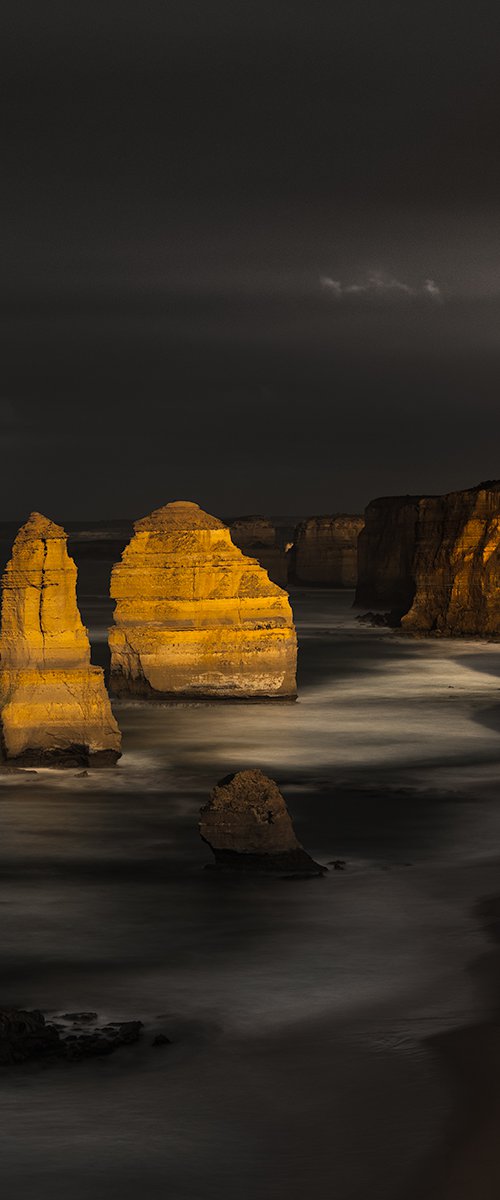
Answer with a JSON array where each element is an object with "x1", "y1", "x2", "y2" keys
[
  {"x1": 355, "y1": 482, "x2": 500, "y2": 636},
  {"x1": 402, "y1": 482, "x2": 500, "y2": 635},
  {"x1": 0, "y1": 513, "x2": 121, "y2": 765},
  {"x1": 109, "y1": 500, "x2": 297, "y2": 699},
  {"x1": 354, "y1": 495, "x2": 428, "y2": 614}
]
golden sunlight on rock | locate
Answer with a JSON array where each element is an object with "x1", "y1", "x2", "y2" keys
[
  {"x1": 0, "y1": 513, "x2": 121, "y2": 766},
  {"x1": 401, "y1": 484, "x2": 500, "y2": 635},
  {"x1": 109, "y1": 500, "x2": 297, "y2": 699}
]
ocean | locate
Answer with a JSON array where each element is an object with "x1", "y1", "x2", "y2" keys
[{"x1": 2, "y1": 581, "x2": 500, "y2": 1198}]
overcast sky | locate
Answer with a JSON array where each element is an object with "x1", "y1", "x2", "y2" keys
[{"x1": 2, "y1": 0, "x2": 500, "y2": 519}]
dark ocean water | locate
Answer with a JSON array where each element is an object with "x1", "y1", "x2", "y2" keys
[{"x1": 2, "y1": 584, "x2": 500, "y2": 1199}]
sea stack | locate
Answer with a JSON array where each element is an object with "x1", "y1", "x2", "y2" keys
[
  {"x1": 0, "y1": 513, "x2": 121, "y2": 765},
  {"x1": 199, "y1": 769, "x2": 325, "y2": 876},
  {"x1": 293, "y1": 515, "x2": 364, "y2": 586},
  {"x1": 401, "y1": 482, "x2": 500, "y2": 635},
  {"x1": 355, "y1": 495, "x2": 427, "y2": 613},
  {"x1": 109, "y1": 501, "x2": 297, "y2": 699},
  {"x1": 229, "y1": 515, "x2": 288, "y2": 586}
]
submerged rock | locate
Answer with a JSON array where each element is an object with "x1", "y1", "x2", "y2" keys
[
  {"x1": 109, "y1": 501, "x2": 297, "y2": 700},
  {"x1": 199, "y1": 769, "x2": 325, "y2": 876},
  {"x1": 0, "y1": 1009, "x2": 60, "y2": 1064},
  {"x1": 402, "y1": 481, "x2": 500, "y2": 635},
  {"x1": 0, "y1": 1008, "x2": 142, "y2": 1065},
  {"x1": 0, "y1": 513, "x2": 121, "y2": 766},
  {"x1": 292, "y1": 515, "x2": 364, "y2": 586}
]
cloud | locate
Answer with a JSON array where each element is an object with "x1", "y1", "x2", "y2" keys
[{"x1": 320, "y1": 271, "x2": 443, "y2": 303}]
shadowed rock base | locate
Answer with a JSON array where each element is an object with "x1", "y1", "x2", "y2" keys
[{"x1": 205, "y1": 846, "x2": 326, "y2": 877}]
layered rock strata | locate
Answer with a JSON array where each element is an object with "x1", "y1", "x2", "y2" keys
[
  {"x1": 354, "y1": 496, "x2": 427, "y2": 613},
  {"x1": 199, "y1": 769, "x2": 325, "y2": 875},
  {"x1": 401, "y1": 482, "x2": 500, "y2": 635},
  {"x1": 109, "y1": 501, "x2": 297, "y2": 699},
  {"x1": 293, "y1": 515, "x2": 364, "y2": 586},
  {"x1": 0, "y1": 513, "x2": 121, "y2": 765},
  {"x1": 229, "y1": 515, "x2": 288, "y2": 586}
]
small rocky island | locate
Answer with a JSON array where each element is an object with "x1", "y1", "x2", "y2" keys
[
  {"x1": 109, "y1": 501, "x2": 297, "y2": 699},
  {"x1": 0, "y1": 513, "x2": 121, "y2": 766},
  {"x1": 200, "y1": 769, "x2": 325, "y2": 876}
]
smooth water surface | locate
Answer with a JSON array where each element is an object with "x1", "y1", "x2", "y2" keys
[{"x1": 2, "y1": 590, "x2": 500, "y2": 1199}]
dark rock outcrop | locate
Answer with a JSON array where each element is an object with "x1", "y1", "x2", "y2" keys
[
  {"x1": 200, "y1": 769, "x2": 325, "y2": 876},
  {"x1": 229, "y1": 515, "x2": 288, "y2": 586},
  {"x1": 401, "y1": 481, "x2": 500, "y2": 635},
  {"x1": 292, "y1": 515, "x2": 364, "y2": 586},
  {"x1": 0, "y1": 1008, "x2": 142, "y2": 1065},
  {"x1": 354, "y1": 495, "x2": 428, "y2": 613}
]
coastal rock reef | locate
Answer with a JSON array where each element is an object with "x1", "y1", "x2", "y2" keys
[
  {"x1": 293, "y1": 514, "x2": 364, "y2": 586},
  {"x1": 109, "y1": 501, "x2": 297, "y2": 699},
  {"x1": 200, "y1": 768, "x2": 325, "y2": 876},
  {"x1": 0, "y1": 513, "x2": 121, "y2": 765}
]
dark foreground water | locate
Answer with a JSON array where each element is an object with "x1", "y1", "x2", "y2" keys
[{"x1": 2, "y1": 590, "x2": 500, "y2": 1199}]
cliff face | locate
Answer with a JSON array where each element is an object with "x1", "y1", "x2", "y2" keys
[
  {"x1": 355, "y1": 496, "x2": 426, "y2": 612},
  {"x1": 109, "y1": 501, "x2": 297, "y2": 699},
  {"x1": 0, "y1": 513, "x2": 121, "y2": 765},
  {"x1": 199, "y1": 769, "x2": 324, "y2": 875},
  {"x1": 293, "y1": 515, "x2": 364, "y2": 586},
  {"x1": 401, "y1": 483, "x2": 500, "y2": 635},
  {"x1": 229, "y1": 515, "x2": 288, "y2": 587}
]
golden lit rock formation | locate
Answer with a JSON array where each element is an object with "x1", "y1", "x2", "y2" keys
[
  {"x1": 0, "y1": 513, "x2": 121, "y2": 765},
  {"x1": 109, "y1": 501, "x2": 297, "y2": 699},
  {"x1": 401, "y1": 482, "x2": 500, "y2": 635},
  {"x1": 293, "y1": 514, "x2": 364, "y2": 586},
  {"x1": 200, "y1": 769, "x2": 325, "y2": 875}
]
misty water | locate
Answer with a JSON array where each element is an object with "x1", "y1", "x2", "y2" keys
[{"x1": 2, "y1": 587, "x2": 500, "y2": 1199}]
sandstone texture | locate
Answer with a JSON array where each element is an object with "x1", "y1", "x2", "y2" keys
[
  {"x1": 402, "y1": 482, "x2": 500, "y2": 635},
  {"x1": 109, "y1": 501, "x2": 297, "y2": 699},
  {"x1": 355, "y1": 496, "x2": 427, "y2": 613},
  {"x1": 199, "y1": 769, "x2": 325, "y2": 875},
  {"x1": 229, "y1": 515, "x2": 288, "y2": 586},
  {"x1": 293, "y1": 514, "x2": 364, "y2": 586},
  {"x1": 0, "y1": 513, "x2": 121, "y2": 765}
]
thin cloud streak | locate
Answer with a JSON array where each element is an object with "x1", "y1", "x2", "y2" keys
[{"x1": 320, "y1": 271, "x2": 443, "y2": 303}]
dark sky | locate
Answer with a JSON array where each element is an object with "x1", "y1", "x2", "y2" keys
[{"x1": 2, "y1": 1, "x2": 500, "y2": 519}]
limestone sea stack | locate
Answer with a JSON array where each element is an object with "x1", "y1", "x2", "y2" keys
[
  {"x1": 109, "y1": 501, "x2": 297, "y2": 699},
  {"x1": 229, "y1": 515, "x2": 288, "y2": 586},
  {"x1": 355, "y1": 495, "x2": 428, "y2": 613},
  {"x1": 293, "y1": 514, "x2": 364, "y2": 586},
  {"x1": 199, "y1": 769, "x2": 325, "y2": 876},
  {"x1": 401, "y1": 481, "x2": 500, "y2": 635},
  {"x1": 0, "y1": 513, "x2": 121, "y2": 765}
]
